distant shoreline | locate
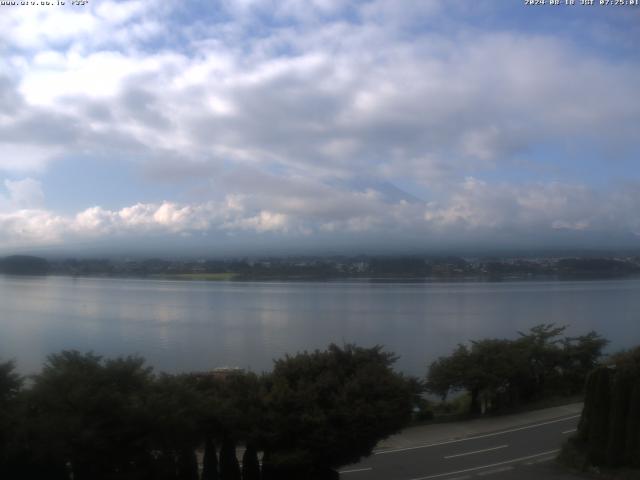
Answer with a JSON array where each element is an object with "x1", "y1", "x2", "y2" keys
[
  {"x1": 3, "y1": 271, "x2": 640, "y2": 283},
  {"x1": 3, "y1": 254, "x2": 640, "y2": 282}
]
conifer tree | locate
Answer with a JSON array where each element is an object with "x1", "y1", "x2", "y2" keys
[
  {"x1": 606, "y1": 371, "x2": 633, "y2": 466},
  {"x1": 177, "y1": 449, "x2": 199, "y2": 480},
  {"x1": 219, "y1": 437, "x2": 241, "y2": 480},
  {"x1": 624, "y1": 379, "x2": 640, "y2": 467},
  {"x1": 577, "y1": 367, "x2": 596, "y2": 441},
  {"x1": 242, "y1": 444, "x2": 261, "y2": 480},
  {"x1": 202, "y1": 437, "x2": 219, "y2": 480},
  {"x1": 586, "y1": 367, "x2": 611, "y2": 465}
]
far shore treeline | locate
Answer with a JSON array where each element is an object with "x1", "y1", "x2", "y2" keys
[
  {"x1": 2, "y1": 254, "x2": 640, "y2": 280},
  {"x1": 0, "y1": 325, "x2": 614, "y2": 480}
]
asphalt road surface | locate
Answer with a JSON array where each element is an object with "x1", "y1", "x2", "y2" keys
[{"x1": 340, "y1": 414, "x2": 581, "y2": 480}]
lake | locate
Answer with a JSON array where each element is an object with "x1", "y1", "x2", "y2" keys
[{"x1": 1, "y1": 275, "x2": 639, "y2": 376}]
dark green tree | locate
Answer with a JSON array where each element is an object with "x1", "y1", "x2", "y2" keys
[
  {"x1": 177, "y1": 448, "x2": 199, "y2": 480},
  {"x1": 242, "y1": 444, "x2": 261, "y2": 480},
  {"x1": 584, "y1": 367, "x2": 612, "y2": 465},
  {"x1": 427, "y1": 339, "x2": 527, "y2": 414},
  {"x1": 261, "y1": 344, "x2": 414, "y2": 473},
  {"x1": 606, "y1": 370, "x2": 634, "y2": 466},
  {"x1": 625, "y1": 383, "x2": 640, "y2": 467},
  {"x1": 28, "y1": 351, "x2": 155, "y2": 480},
  {"x1": 202, "y1": 437, "x2": 219, "y2": 480},
  {"x1": 219, "y1": 436, "x2": 241, "y2": 480},
  {"x1": 146, "y1": 373, "x2": 203, "y2": 477},
  {"x1": 613, "y1": 347, "x2": 640, "y2": 467},
  {"x1": 515, "y1": 324, "x2": 567, "y2": 399},
  {"x1": 426, "y1": 345, "x2": 470, "y2": 402},
  {"x1": 560, "y1": 331, "x2": 609, "y2": 394},
  {"x1": 0, "y1": 360, "x2": 24, "y2": 479},
  {"x1": 428, "y1": 325, "x2": 608, "y2": 415}
]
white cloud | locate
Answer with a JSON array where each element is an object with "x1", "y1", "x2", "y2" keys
[
  {"x1": 3, "y1": 177, "x2": 44, "y2": 209},
  {"x1": 0, "y1": 1, "x2": 638, "y2": 250},
  {"x1": 0, "y1": 176, "x2": 636, "y2": 250}
]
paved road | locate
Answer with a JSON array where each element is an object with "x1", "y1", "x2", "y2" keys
[{"x1": 340, "y1": 413, "x2": 582, "y2": 480}]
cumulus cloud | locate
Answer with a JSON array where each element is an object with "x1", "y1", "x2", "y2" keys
[
  {"x1": 0, "y1": 176, "x2": 637, "y2": 251},
  {"x1": 0, "y1": 1, "x2": 638, "y2": 251}
]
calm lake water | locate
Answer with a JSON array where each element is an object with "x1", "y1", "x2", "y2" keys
[{"x1": 1, "y1": 275, "x2": 639, "y2": 376}]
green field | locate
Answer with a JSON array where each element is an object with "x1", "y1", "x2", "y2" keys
[{"x1": 152, "y1": 273, "x2": 237, "y2": 281}]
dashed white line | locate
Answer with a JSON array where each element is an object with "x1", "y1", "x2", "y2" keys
[
  {"x1": 407, "y1": 449, "x2": 560, "y2": 480},
  {"x1": 524, "y1": 455, "x2": 556, "y2": 465},
  {"x1": 444, "y1": 445, "x2": 508, "y2": 459},
  {"x1": 339, "y1": 467, "x2": 373, "y2": 474},
  {"x1": 562, "y1": 429, "x2": 577, "y2": 435},
  {"x1": 477, "y1": 466, "x2": 514, "y2": 476},
  {"x1": 374, "y1": 415, "x2": 579, "y2": 455}
]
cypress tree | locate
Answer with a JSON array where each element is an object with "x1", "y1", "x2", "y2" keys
[
  {"x1": 152, "y1": 452, "x2": 179, "y2": 480},
  {"x1": 241, "y1": 444, "x2": 261, "y2": 480},
  {"x1": 606, "y1": 371, "x2": 633, "y2": 466},
  {"x1": 177, "y1": 448, "x2": 199, "y2": 480},
  {"x1": 578, "y1": 368, "x2": 597, "y2": 441},
  {"x1": 260, "y1": 451, "x2": 275, "y2": 480},
  {"x1": 202, "y1": 437, "x2": 219, "y2": 480},
  {"x1": 625, "y1": 382, "x2": 640, "y2": 467},
  {"x1": 586, "y1": 367, "x2": 612, "y2": 466},
  {"x1": 219, "y1": 437, "x2": 241, "y2": 480}
]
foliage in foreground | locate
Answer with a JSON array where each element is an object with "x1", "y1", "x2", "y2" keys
[
  {"x1": 0, "y1": 344, "x2": 415, "y2": 480},
  {"x1": 573, "y1": 346, "x2": 640, "y2": 470},
  {"x1": 426, "y1": 324, "x2": 608, "y2": 414}
]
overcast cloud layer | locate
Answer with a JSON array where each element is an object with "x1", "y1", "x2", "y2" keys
[{"x1": 0, "y1": 0, "x2": 639, "y2": 255}]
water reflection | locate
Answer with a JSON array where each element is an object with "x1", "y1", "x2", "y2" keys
[{"x1": 1, "y1": 275, "x2": 639, "y2": 376}]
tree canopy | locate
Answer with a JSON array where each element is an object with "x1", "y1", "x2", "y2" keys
[
  {"x1": 426, "y1": 324, "x2": 608, "y2": 414},
  {"x1": 260, "y1": 344, "x2": 415, "y2": 471},
  {"x1": 0, "y1": 344, "x2": 416, "y2": 479}
]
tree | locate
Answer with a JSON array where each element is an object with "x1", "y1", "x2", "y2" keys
[
  {"x1": 560, "y1": 331, "x2": 609, "y2": 394},
  {"x1": 177, "y1": 448, "x2": 199, "y2": 480},
  {"x1": 575, "y1": 346, "x2": 640, "y2": 468},
  {"x1": 612, "y1": 347, "x2": 640, "y2": 467},
  {"x1": 426, "y1": 345, "x2": 471, "y2": 402},
  {"x1": 0, "y1": 360, "x2": 21, "y2": 403},
  {"x1": 260, "y1": 344, "x2": 414, "y2": 473},
  {"x1": 219, "y1": 436, "x2": 241, "y2": 480},
  {"x1": 625, "y1": 383, "x2": 640, "y2": 468},
  {"x1": 516, "y1": 324, "x2": 567, "y2": 399},
  {"x1": 427, "y1": 325, "x2": 609, "y2": 415},
  {"x1": 0, "y1": 360, "x2": 23, "y2": 478},
  {"x1": 242, "y1": 444, "x2": 261, "y2": 480},
  {"x1": 146, "y1": 374, "x2": 204, "y2": 478},
  {"x1": 0, "y1": 255, "x2": 49, "y2": 275},
  {"x1": 28, "y1": 351, "x2": 155, "y2": 480},
  {"x1": 580, "y1": 367, "x2": 612, "y2": 466},
  {"x1": 606, "y1": 370, "x2": 634, "y2": 466},
  {"x1": 427, "y1": 339, "x2": 527, "y2": 414},
  {"x1": 202, "y1": 437, "x2": 219, "y2": 480}
]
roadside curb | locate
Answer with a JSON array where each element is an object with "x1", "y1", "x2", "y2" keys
[{"x1": 374, "y1": 403, "x2": 584, "y2": 452}]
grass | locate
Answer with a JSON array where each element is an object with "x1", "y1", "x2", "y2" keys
[
  {"x1": 558, "y1": 436, "x2": 640, "y2": 480},
  {"x1": 410, "y1": 393, "x2": 584, "y2": 427},
  {"x1": 151, "y1": 273, "x2": 237, "y2": 281}
]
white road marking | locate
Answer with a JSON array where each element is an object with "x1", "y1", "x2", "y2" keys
[
  {"x1": 375, "y1": 415, "x2": 579, "y2": 455},
  {"x1": 444, "y1": 445, "x2": 508, "y2": 459},
  {"x1": 407, "y1": 449, "x2": 560, "y2": 480},
  {"x1": 477, "y1": 466, "x2": 514, "y2": 476},
  {"x1": 524, "y1": 455, "x2": 556, "y2": 465},
  {"x1": 562, "y1": 429, "x2": 577, "y2": 435},
  {"x1": 339, "y1": 467, "x2": 373, "y2": 474}
]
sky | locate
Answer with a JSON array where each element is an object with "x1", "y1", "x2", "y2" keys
[{"x1": 0, "y1": 0, "x2": 639, "y2": 256}]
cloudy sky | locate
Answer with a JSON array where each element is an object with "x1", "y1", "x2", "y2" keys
[{"x1": 1, "y1": 0, "x2": 639, "y2": 255}]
